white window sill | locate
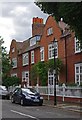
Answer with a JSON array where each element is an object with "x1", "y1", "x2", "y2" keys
[
  {"x1": 75, "y1": 51, "x2": 81, "y2": 54},
  {"x1": 31, "y1": 62, "x2": 34, "y2": 64},
  {"x1": 12, "y1": 66, "x2": 17, "y2": 69},
  {"x1": 23, "y1": 63, "x2": 29, "y2": 66}
]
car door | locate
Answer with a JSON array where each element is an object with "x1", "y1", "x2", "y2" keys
[
  {"x1": 13, "y1": 88, "x2": 21, "y2": 103},
  {"x1": 16, "y1": 89, "x2": 22, "y2": 103}
]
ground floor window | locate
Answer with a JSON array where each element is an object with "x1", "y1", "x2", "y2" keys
[
  {"x1": 22, "y1": 71, "x2": 29, "y2": 86},
  {"x1": 48, "y1": 70, "x2": 54, "y2": 86},
  {"x1": 75, "y1": 63, "x2": 82, "y2": 85},
  {"x1": 48, "y1": 70, "x2": 59, "y2": 86},
  {"x1": 11, "y1": 73, "x2": 17, "y2": 77}
]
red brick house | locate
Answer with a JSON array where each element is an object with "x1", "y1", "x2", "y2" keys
[{"x1": 9, "y1": 16, "x2": 82, "y2": 87}]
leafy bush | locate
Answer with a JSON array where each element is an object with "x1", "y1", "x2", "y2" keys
[
  {"x1": 2, "y1": 76, "x2": 20, "y2": 88},
  {"x1": 66, "y1": 83, "x2": 78, "y2": 87}
]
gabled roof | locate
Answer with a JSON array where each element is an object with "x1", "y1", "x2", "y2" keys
[
  {"x1": 18, "y1": 39, "x2": 29, "y2": 54},
  {"x1": 17, "y1": 42, "x2": 23, "y2": 50}
]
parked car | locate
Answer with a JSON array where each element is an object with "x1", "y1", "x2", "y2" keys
[
  {"x1": 11, "y1": 87, "x2": 43, "y2": 106},
  {"x1": 0, "y1": 85, "x2": 9, "y2": 99}
]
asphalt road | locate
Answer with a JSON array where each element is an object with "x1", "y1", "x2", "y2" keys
[{"x1": 1, "y1": 100, "x2": 81, "y2": 120}]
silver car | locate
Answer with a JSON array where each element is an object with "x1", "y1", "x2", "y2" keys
[{"x1": 0, "y1": 85, "x2": 9, "y2": 99}]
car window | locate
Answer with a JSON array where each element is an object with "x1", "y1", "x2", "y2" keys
[
  {"x1": 13, "y1": 88, "x2": 19, "y2": 93},
  {"x1": 29, "y1": 88, "x2": 37, "y2": 93},
  {"x1": 18, "y1": 89, "x2": 22, "y2": 94}
]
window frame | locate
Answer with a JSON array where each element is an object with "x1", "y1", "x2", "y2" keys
[
  {"x1": 75, "y1": 63, "x2": 82, "y2": 85},
  {"x1": 11, "y1": 73, "x2": 17, "y2": 77},
  {"x1": 75, "y1": 37, "x2": 81, "y2": 53},
  {"x1": 12, "y1": 58, "x2": 17, "y2": 68},
  {"x1": 22, "y1": 71, "x2": 29, "y2": 85},
  {"x1": 48, "y1": 70, "x2": 54, "y2": 86},
  {"x1": 47, "y1": 27, "x2": 53, "y2": 36},
  {"x1": 40, "y1": 47, "x2": 44, "y2": 61},
  {"x1": 22, "y1": 52, "x2": 29, "y2": 66},
  {"x1": 31, "y1": 50, "x2": 34, "y2": 64},
  {"x1": 48, "y1": 42, "x2": 58, "y2": 60}
]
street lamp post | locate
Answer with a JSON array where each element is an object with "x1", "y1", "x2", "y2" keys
[{"x1": 52, "y1": 38, "x2": 57, "y2": 105}]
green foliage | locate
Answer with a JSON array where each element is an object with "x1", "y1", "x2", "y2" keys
[
  {"x1": 30, "y1": 61, "x2": 48, "y2": 86},
  {"x1": 30, "y1": 65, "x2": 37, "y2": 85},
  {"x1": 1, "y1": 38, "x2": 12, "y2": 79},
  {"x1": 2, "y1": 48, "x2": 12, "y2": 78},
  {"x1": 79, "y1": 82, "x2": 82, "y2": 87},
  {"x1": 2, "y1": 76, "x2": 20, "y2": 88},
  {"x1": 47, "y1": 58, "x2": 63, "y2": 75},
  {"x1": 66, "y1": 83, "x2": 78, "y2": 87},
  {"x1": 35, "y1": 2, "x2": 82, "y2": 48},
  {"x1": 0, "y1": 36, "x2": 3, "y2": 83},
  {"x1": 30, "y1": 59, "x2": 63, "y2": 86},
  {"x1": 0, "y1": 37, "x2": 13, "y2": 86}
]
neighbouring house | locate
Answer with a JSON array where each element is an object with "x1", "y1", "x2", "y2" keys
[{"x1": 9, "y1": 16, "x2": 82, "y2": 87}]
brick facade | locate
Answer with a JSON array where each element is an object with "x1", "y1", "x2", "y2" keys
[{"x1": 9, "y1": 16, "x2": 82, "y2": 86}]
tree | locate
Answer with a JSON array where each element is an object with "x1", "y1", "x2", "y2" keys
[
  {"x1": 30, "y1": 61, "x2": 48, "y2": 86},
  {"x1": 2, "y1": 76, "x2": 20, "y2": 88},
  {"x1": 2, "y1": 45, "x2": 12, "y2": 80},
  {"x1": 0, "y1": 37, "x2": 2, "y2": 84},
  {"x1": 0, "y1": 37, "x2": 12, "y2": 78},
  {"x1": 0, "y1": 37, "x2": 19, "y2": 87},
  {"x1": 30, "y1": 59, "x2": 63, "y2": 86},
  {"x1": 47, "y1": 58, "x2": 63, "y2": 84},
  {"x1": 35, "y1": 2, "x2": 82, "y2": 48}
]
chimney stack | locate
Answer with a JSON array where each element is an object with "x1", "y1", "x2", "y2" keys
[{"x1": 32, "y1": 17, "x2": 44, "y2": 36}]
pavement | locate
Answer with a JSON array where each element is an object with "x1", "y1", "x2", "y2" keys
[{"x1": 43, "y1": 99, "x2": 82, "y2": 113}]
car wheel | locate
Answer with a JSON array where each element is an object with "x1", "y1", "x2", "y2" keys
[
  {"x1": 11, "y1": 97, "x2": 15, "y2": 103},
  {"x1": 20, "y1": 99, "x2": 24, "y2": 106}
]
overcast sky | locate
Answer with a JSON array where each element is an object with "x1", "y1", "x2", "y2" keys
[{"x1": 0, "y1": 1, "x2": 49, "y2": 52}]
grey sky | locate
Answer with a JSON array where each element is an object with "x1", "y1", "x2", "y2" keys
[{"x1": 0, "y1": 1, "x2": 48, "y2": 52}]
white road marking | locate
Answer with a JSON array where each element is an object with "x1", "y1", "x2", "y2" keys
[{"x1": 11, "y1": 109, "x2": 38, "y2": 119}]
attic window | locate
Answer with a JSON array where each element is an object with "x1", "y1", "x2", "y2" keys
[
  {"x1": 12, "y1": 48, "x2": 15, "y2": 53},
  {"x1": 47, "y1": 27, "x2": 53, "y2": 36}
]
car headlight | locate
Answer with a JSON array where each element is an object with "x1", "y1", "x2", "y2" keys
[{"x1": 40, "y1": 96, "x2": 43, "y2": 99}]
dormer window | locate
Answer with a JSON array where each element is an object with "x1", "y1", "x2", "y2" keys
[
  {"x1": 30, "y1": 37, "x2": 36, "y2": 47},
  {"x1": 47, "y1": 27, "x2": 53, "y2": 36},
  {"x1": 30, "y1": 35, "x2": 41, "y2": 47}
]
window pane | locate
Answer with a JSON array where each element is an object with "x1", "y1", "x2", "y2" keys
[
  {"x1": 80, "y1": 75, "x2": 82, "y2": 82},
  {"x1": 76, "y1": 75, "x2": 79, "y2": 82},
  {"x1": 40, "y1": 47, "x2": 44, "y2": 61},
  {"x1": 80, "y1": 66, "x2": 82, "y2": 73},
  {"x1": 23, "y1": 53, "x2": 28, "y2": 65},
  {"x1": 75, "y1": 37, "x2": 81, "y2": 53},
  {"x1": 76, "y1": 67, "x2": 79, "y2": 73},
  {"x1": 31, "y1": 51, "x2": 34, "y2": 63},
  {"x1": 47, "y1": 27, "x2": 53, "y2": 36},
  {"x1": 12, "y1": 58, "x2": 17, "y2": 68}
]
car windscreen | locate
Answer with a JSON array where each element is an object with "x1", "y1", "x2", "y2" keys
[{"x1": 22, "y1": 88, "x2": 37, "y2": 95}]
